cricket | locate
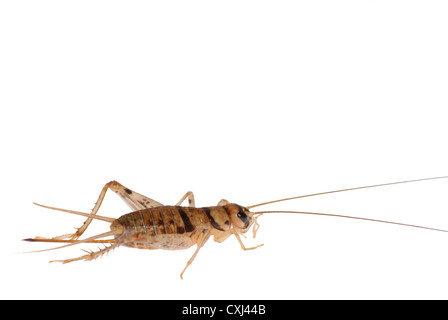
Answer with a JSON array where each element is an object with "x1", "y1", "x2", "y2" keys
[{"x1": 25, "y1": 176, "x2": 448, "y2": 279}]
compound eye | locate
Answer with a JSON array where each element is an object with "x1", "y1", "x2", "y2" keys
[{"x1": 237, "y1": 211, "x2": 248, "y2": 222}]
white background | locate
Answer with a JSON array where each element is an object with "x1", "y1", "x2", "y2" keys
[{"x1": 1, "y1": 1, "x2": 448, "y2": 300}]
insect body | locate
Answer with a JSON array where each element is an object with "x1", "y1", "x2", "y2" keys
[
  {"x1": 25, "y1": 177, "x2": 448, "y2": 278},
  {"x1": 113, "y1": 204, "x2": 253, "y2": 250},
  {"x1": 26, "y1": 181, "x2": 261, "y2": 278}
]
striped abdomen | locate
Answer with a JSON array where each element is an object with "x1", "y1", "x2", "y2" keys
[{"x1": 111, "y1": 206, "x2": 232, "y2": 250}]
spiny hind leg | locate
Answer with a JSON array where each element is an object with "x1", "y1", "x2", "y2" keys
[
  {"x1": 50, "y1": 243, "x2": 120, "y2": 264},
  {"x1": 180, "y1": 229, "x2": 210, "y2": 279},
  {"x1": 108, "y1": 181, "x2": 163, "y2": 210},
  {"x1": 39, "y1": 182, "x2": 113, "y2": 241},
  {"x1": 72, "y1": 180, "x2": 164, "y2": 239},
  {"x1": 42, "y1": 180, "x2": 163, "y2": 241},
  {"x1": 175, "y1": 191, "x2": 195, "y2": 207}
]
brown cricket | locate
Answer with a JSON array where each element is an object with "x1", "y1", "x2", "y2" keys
[{"x1": 25, "y1": 176, "x2": 448, "y2": 279}]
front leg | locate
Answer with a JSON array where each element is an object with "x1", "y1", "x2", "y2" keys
[
  {"x1": 231, "y1": 230, "x2": 264, "y2": 250},
  {"x1": 213, "y1": 229, "x2": 264, "y2": 250}
]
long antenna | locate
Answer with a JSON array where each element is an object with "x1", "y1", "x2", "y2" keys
[
  {"x1": 247, "y1": 176, "x2": 448, "y2": 209},
  {"x1": 255, "y1": 210, "x2": 448, "y2": 233}
]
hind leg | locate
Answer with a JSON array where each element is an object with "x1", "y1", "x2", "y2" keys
[
  {"x1": 54, "y1": 181, "x2": 116, "y2": 240},
  {"x1": 50, "y1": 242, "x2": 121, "y2": 264},
  {"x1": 37, "y1": 180, "x2": 165, "y2": 241},
  {"x1": 35, "y1": 182, "x2": 113, "y2": 241}
]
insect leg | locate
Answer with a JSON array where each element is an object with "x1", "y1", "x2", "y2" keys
[
  {"x1": 50, "y1": 242, "x2": 120, "y2": 264},
  {"x1": 217, "y1": 199, "x2": 229, "y2": 206},
  {"x1": 108, "y1": 181, "x2": 163, "y2": 210},
  {"x1": 175, "y1": 191, "x2": 195, "y2": 207},
  {"x1": 39, "y1": 181, "x2": 114, "y2": 241},
  {"x1": 231, "y1": 230, "x2": 264, "y2": 251},
  {"x1": 39, "y1": 181, "x2": 163, "y2": 241},
  {"x1": 180, "y1": 229, "x2": 210, "y2": 279},
  {"x1": 212, "y1": 229, "x2": 264, "y2": 248}
]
